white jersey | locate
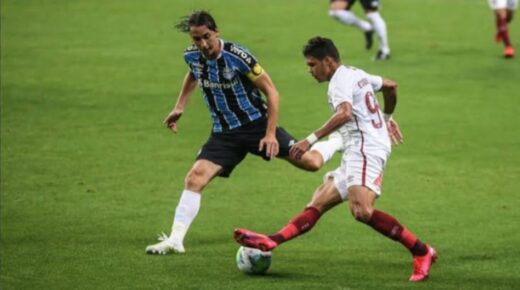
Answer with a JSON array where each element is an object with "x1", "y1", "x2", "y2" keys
[
  {"x1": 327, "y1": 65, "x2": 391, "y2": 159},
  {"x1": 488, "y1": 0, "x2": 518, "y2": 10}
]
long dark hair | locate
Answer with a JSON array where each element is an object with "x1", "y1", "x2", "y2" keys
[{"x1": 176, "y1": 10, "x2": 218, "y2": 33}]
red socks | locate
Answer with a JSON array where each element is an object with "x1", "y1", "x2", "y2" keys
[
  {"x1": 269, "y1": 207, "x2": 321, "y2": 245},
  {"x1": 268, "y1": 207, "x2": 428, "y2": 257},
  {"x1": 497, "y1": 17, "x2": 512, "y2": 46},
  {"x1": 368, "y1": 209, "x2": 427, "y2": 256}
]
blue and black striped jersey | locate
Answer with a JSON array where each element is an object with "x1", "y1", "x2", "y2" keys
[{"x1": 184, "y1": 39, "x2": 267, "y2": 133}]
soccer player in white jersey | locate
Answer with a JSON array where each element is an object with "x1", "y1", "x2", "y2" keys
[
  {"x1": 234, "y1": 37, "x2": 437, "y2": 282},
  {"x1": 329, "y1": 0, "x2": 391, "y2": 60},
  {"x1": 488, "y1": 0, "x2": 517, "y2": 57}
]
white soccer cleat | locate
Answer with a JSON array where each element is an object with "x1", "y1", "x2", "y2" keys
[{"x1": 145, "y1": 232, "x2": 185, "y2": 255}]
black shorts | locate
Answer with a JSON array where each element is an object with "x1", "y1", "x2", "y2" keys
[
  {"x1": 330, "y1": 0, "x2": 380, "y2": 10},
  {"x1": 196, "y1": 118, "x2": 296, "y2": 177}
]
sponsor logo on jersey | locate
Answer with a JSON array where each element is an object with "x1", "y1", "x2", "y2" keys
[
  {"x1": 230, "y1": 45, "x2": 253, "y2": 65},
  {"x1": 199, "y1": 78, "x2": 240, "y2": 89},
  {"x1": 222, "y1": 67, "x2": 235, "y2": 80}
]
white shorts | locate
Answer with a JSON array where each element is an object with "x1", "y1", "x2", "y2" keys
[
  {"x1": 324, "y1": 150, "x2": 387, "y2": 200},
  {"x1": 488, "y1": 0, "x2": 518, "y2": 10}
]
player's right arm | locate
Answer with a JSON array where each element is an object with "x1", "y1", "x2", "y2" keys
[
  {"x1": 164, "y1": 71, "x2": 198, "y2": 134},
  {"x1": 289, "y1": 102, "x2": 352, "y2": 160}
]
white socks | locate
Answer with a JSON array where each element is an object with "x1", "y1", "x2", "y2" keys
[
  {"x1": 310, "y1": 136, "x2": 344, "y2": 164},
  {"x1": 330, "y1": 9, "x2": 391, "y2": 55},
  {"x1": 170, "y1": 190, "x2": 201, "y2": 243},
  {"x1": 329, "y1": 10, "x2": 373, "y2": 32},
  {"x1": 366, "y1": 12, "x2": 390, "y2": 54}
]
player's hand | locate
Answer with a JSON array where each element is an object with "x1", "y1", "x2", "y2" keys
[
  {"x1": 163, "y1": 109, "x2": 183, "y2": 134},
  {"x1": 386, "y1": 118, "x2": 403, "y2": 145},
  {"x1": 289, "y1": 140, "x2": 311, "y2": 160},
  {"x1": 259, "y1": 134, "x2": 279, "y2": 159}
]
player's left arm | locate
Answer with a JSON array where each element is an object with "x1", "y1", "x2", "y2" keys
[
  {"x1": 289, "y1": 102, "x2": 352, "y2": 160},
  {"x1": 380, "y1": 78, "x2": 403, "y2": 145},
  {"x1": 251, "y1": 70, "x2": 280, "y2": 159},
  {"x1": 232, "y1": 44, "x2": 279, "y2": 158}
]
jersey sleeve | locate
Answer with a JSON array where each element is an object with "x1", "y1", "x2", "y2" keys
[
  {"x1": 183, "y1": 46, "x2": 199, "y2": 77},
  {"x1": 329, "y1": 74, "x2": 354, "y2": 111},
  {"x1": 367, "y1": 74, "x2": 384, "y2": 92},
  {"x1": 227, "y1": 44, "x2": 264, "y2": 81}
]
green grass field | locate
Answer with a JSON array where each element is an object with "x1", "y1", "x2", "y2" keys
[{"x1": 2, "y1": 0, "x2": 520, "y2": 289}]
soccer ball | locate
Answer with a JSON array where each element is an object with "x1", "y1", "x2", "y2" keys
[{"x1": 235, "y1": 246, "x2": 272, "y2": 274}]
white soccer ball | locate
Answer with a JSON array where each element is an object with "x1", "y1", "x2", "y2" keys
[{"x1": 236, "y1": 246, "x2": 272, "y2": 274}]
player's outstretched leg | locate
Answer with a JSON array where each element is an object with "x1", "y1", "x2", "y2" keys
[
  {"x1": 366, "y1": 11, "x2": 390, "y2": 59},
  {"x1": 495, "y1": 13, "x2": 515, "y2": 58},
  {"x1": 348, "y1": 187, "x2": 437, "y2": 281},
  {"x1": 234, "y1": 228, "x2": 279, "y2": 251},
  {"x1": 235, "y1": 207, "x2": 322, "y2": 251},
  {"x1": 146, "y1": 189, "x2": 202, "y2": 255},
  {"x1": 366, "y1": 209, "x2": 438, "y2": 282},
  {"x1": 146, "y1": 161, "x2": 220, "y2": 255},
  {"x1": 309, "y1": 130, "x2": 345, "y2": 163},
  {"x1": 329, "y1": 9, "x2": 374, "y2": 50},
  {"x1": 288, "y1": 130, "x2": 345, "y2": 172}
]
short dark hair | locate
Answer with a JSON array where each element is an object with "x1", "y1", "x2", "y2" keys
[
  {"x1": 176, "y1": 10, "x2": 218, "y2": 33},
  {"x1": 302, "y1": 36, "x2": 340, "y2": 62}
]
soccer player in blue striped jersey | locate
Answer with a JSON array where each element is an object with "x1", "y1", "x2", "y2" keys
[{"x1": 146, "y1": 11, "x2": 343, "y2": 255}]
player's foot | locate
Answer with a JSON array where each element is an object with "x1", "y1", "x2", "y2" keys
[
  {"x1": 365, "y1": 30, "x2": 374, "y2": 50},
  {"x1": 504, "y1": 46, "x2": 515, "y2": 58},
  {"x1": 234, "y1": 228, "x2": 278, "y2": 252},
  {"x1": 495, "y1": 32, "x2": 503, "y2": 43},
  {"x1": 374, "y1": 50, "x2": 391, "y2": 61},
  {"x1": 328, "y1": 130, "x2": 345, "y2": 152},
  {"x1": 145, "y1": 232, "x2": 185, "y2": 255},
  {"x1": 409, "y1": 245, "x2": 438, "y2": 282}
]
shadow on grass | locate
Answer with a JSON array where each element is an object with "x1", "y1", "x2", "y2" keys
[{"x1": 240, "y1": 271, "x2": 320, "y2": 280}]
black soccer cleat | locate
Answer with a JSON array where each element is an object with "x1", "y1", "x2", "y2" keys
[
  {"x1": 374, "y1": 50, "x2": 391, "y2": 61},
  {"x1": 365, "y1": 30, "x2": 374, "y2": 50}
]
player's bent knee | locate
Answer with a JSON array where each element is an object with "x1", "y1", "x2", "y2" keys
[
  {"x1": 185, "y1": 168, "x2": 209, "y2": 192},
  {"x1": 306, "y1": 159, "x2": 323, "y2": 172},
  {"x1": 350, "y1": 204, "x2": 373, "y2": 223},
  {"x1": 354, "y1": 211, "x2": 372, "y2": 223},
  {"x1": 352, "y1": 212, "x2": 370, "y2": 223},
  {"x1": 296, "y1": 158, "x2": 322, "y2": 172},
  {"x1": 307, "y1": 151, "x2": 325, "y2": 171}
]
